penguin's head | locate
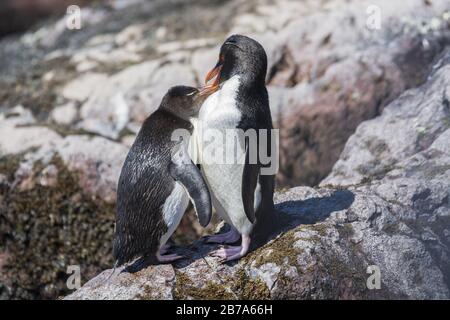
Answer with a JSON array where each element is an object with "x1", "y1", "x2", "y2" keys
[
  {"x1": 201, "y1": 34, "x2": 267, "y2": 95},
  {"x1": 161, "y1": 85, "x2": 207, "y2": 120}
]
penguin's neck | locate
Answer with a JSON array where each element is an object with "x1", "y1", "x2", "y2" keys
[
  {"x1": 199, "y1": 75, "x2": 241, "y2": 123},
  {"x1": 160, "y1": 107, "x2": 191, "y2": 123}
]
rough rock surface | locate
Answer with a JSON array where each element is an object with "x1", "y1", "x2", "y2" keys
[
  {"x1": 264, "y1": 0, "x2": 450, "y2": 186},
  {"x1": 66, "y1": 53, "x2": 450, "y2": 300},
  {"x1": 322, "y1": 53, "x2": 450, "y2": 186},
  {"x1": 0, "y1": 107, "x2": 129, "y2": 299}
]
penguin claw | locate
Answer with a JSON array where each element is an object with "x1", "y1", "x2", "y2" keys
[
  {"x1": 159, "y1": 244, "x2": 171, "y2": 255},
  {"x1": 156, "y1": 252, "x2": 184, "y2": 263},
  {"x1": 206, "y1": 228, "x2": 241, "y2": 244},
  {"x1": 210, "y1": 246, "x2": 242, "y2": 260},
  {"x1": 210, "y1": 234, "x2": 251, "y2": 262}
]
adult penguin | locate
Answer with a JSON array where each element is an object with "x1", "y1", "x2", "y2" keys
[
  {"x1": 197, "y1": 34, "x2": 277, "y2": 261},
  {"x1": 113, "y1": 86, "x2": 212, "y2": 266}
]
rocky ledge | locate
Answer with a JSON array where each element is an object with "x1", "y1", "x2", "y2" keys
[{"x1": 65, "y1": 51, "x2": 450, "y2": 300}]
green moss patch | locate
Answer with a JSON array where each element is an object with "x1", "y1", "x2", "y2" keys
[
  {"x1": 249, "y1": 229, "x2": 301, "y2": 268},
  {"x1": 173, "y1": 271, "x2": 236, "y2": 300},
  {"x1": 231, "y1": 268, "x2": 270, "y2": 300},
  {"x1": 173, "y1": 267, "x2": 270, "y2": 300}
]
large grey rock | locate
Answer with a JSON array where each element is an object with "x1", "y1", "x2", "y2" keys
[
  {"x1": 0, "y1": 106, "x2": 62, "y2": 156},
  {"x1": 76, "y1": 60, "x2": 197, "y2": 139},
  {"x1": 263, "y1": 0, "x2": 450, "y2": 186},
  {"x1": 13, "y1": 134, "x2": 128, "y2": 203},
  {"x1": 50, "y1": 102, "x2": 78, "y2": 125},
  {"x1": 322, "y1": 55, "x2": 450, "y2": 186}
]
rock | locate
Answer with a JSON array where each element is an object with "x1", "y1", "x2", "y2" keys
[
  {"x1": 115, "y1": 24, "x2": 145, "y2": 47},
  {"x1": 0, "y1": 116, "x2": 62, "y2": 156},
  {"x1": 77, "y1": 60, "x2": 196, "y2": 138},
  {"x1": 0, "y1": 105, "x2": 35, "y2": 127},
  {"x1": 64, "y1": 46, "x2": 450, "y2": 301},
  {"x1": 14, "y1": 135, "x2": 128, "y2": 203},
  {"x1": 322, "y1": 54, "x2": 450, "y2": 186},
  {"x1": 156, "y1": 38, "x2": 217, "y2": 54},
  {"x1": 191, "y1": 46, "x2": 221, "y2": 84},
  {"x1": 120, "y1": 135, "x2": 136, "y2": 148},
  {"x1": 265, "y1": 0, "x2": 450, "y2": 186},
  {"x1": 62, "y1": 73, "x2": 109, "y2": 102},
  {"x1": 50, "y1": 102, "x2": 78, "y2": 125},
  {"x1": 76, "y1": 61, "x2": 158, "y2": 138},
  {"x1": 0, "y1": 0, "x2": 93, "y2": 37},
  {"x1": 0, "y1": 134, "x2": 128, "y2": 299}
]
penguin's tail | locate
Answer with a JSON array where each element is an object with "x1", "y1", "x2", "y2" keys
[{"x1": 112, "y1": 235, "x2": 134, "y2": 267}]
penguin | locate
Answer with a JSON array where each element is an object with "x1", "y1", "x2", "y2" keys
[
  {"x1": 197, "y1": 34, "x2": 276, "y2": 261},
  {"x1": 113, "y1": 86, "x2": 212, "y2": 266}
]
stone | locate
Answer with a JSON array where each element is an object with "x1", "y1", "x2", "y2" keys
[
  {"x1": 263, "y1": 0, "x2": 450, "y2": 186},
  {"x1": 50, "y1": 102, "x2": 78, "y2": 125},
  {"x1": 0, "y1": 122, "x2": 62, "y2": 156},
  {"x1": 77, "y1": 60, "x2": 197, "y2": 138},
  {"x1": 322, "y1": 58, "x2": 450, "y2": 186},
  {"x1": 62, "y1": 73, "x2": 109, "y2": 102}
]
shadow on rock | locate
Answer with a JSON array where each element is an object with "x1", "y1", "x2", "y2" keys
[{"x1": 276, "y1": 189, "x2": 355, "y2": 227}]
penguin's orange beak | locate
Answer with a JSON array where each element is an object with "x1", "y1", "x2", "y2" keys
[{"x1": 199, "y1": 59, "x2": 223, "y2": 96}]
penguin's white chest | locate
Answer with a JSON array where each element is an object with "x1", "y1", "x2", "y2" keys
[
  {"x1": 196, "y1": 76, "x2": 255, "y2": 235},
  {"x1": 199, "y1": 75, "x2": 242, "y2": 129}
]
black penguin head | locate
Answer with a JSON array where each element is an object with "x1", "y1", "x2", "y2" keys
[
  {"x1": 161, "y1": 85, "x2": 206, "y2": 120},
  {"x1": 201, "y1": 35, "x2": 267, "y2": 95}
]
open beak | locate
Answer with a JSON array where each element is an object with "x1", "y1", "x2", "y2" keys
[{"x1": 199, "y1": 60, "x2": 223, "y2": 96}]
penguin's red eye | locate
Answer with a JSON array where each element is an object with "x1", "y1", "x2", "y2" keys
[{"x1": 220, "y1": 54, "x2": 224, "y2": 62}]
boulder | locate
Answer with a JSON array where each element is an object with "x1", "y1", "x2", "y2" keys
[{"x1": 322, "y1": 52, "x2": 450, "y2": 186}]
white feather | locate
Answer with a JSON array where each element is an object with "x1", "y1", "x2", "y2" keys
[{"x1": 160, "y1": 182, "x2": 189, "y2": 246}]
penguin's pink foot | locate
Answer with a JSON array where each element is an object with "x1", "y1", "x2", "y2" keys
[
  {"x1": 206, "y1": 227, "x2": 241, "y2": 244},
  {"x1": 210, "y1": 235, "x2": 251, "y2": 262},
  {"x1": 156, "y1": 251, "x2": 184, "y2": 263},
  {"x1": 211, "y1": 246, "x2": 241, "y2": 260}
]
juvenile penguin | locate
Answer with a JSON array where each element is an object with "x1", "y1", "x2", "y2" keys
[
  {"x1": 113, "y1": 86, "x2": 212, "y2": 266},
  {"x1": 197, "y1": 35, "x2": 276, "y2": 261}
]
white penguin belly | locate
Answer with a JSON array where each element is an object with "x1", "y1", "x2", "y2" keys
[
  {"x1": 160, "y1": 182, "x2": 189, "y2": 246},
  {"x1": 197, "y1": 75, "x2": 257, "y2": 236}
]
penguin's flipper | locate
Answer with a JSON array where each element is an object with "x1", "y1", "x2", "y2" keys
[
  {"x1": 242, "y1": 138, "x2": 259, "y2": 224},
  {"x1": 169, "y1": 144, "x2": 212, "y2": 227}
]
